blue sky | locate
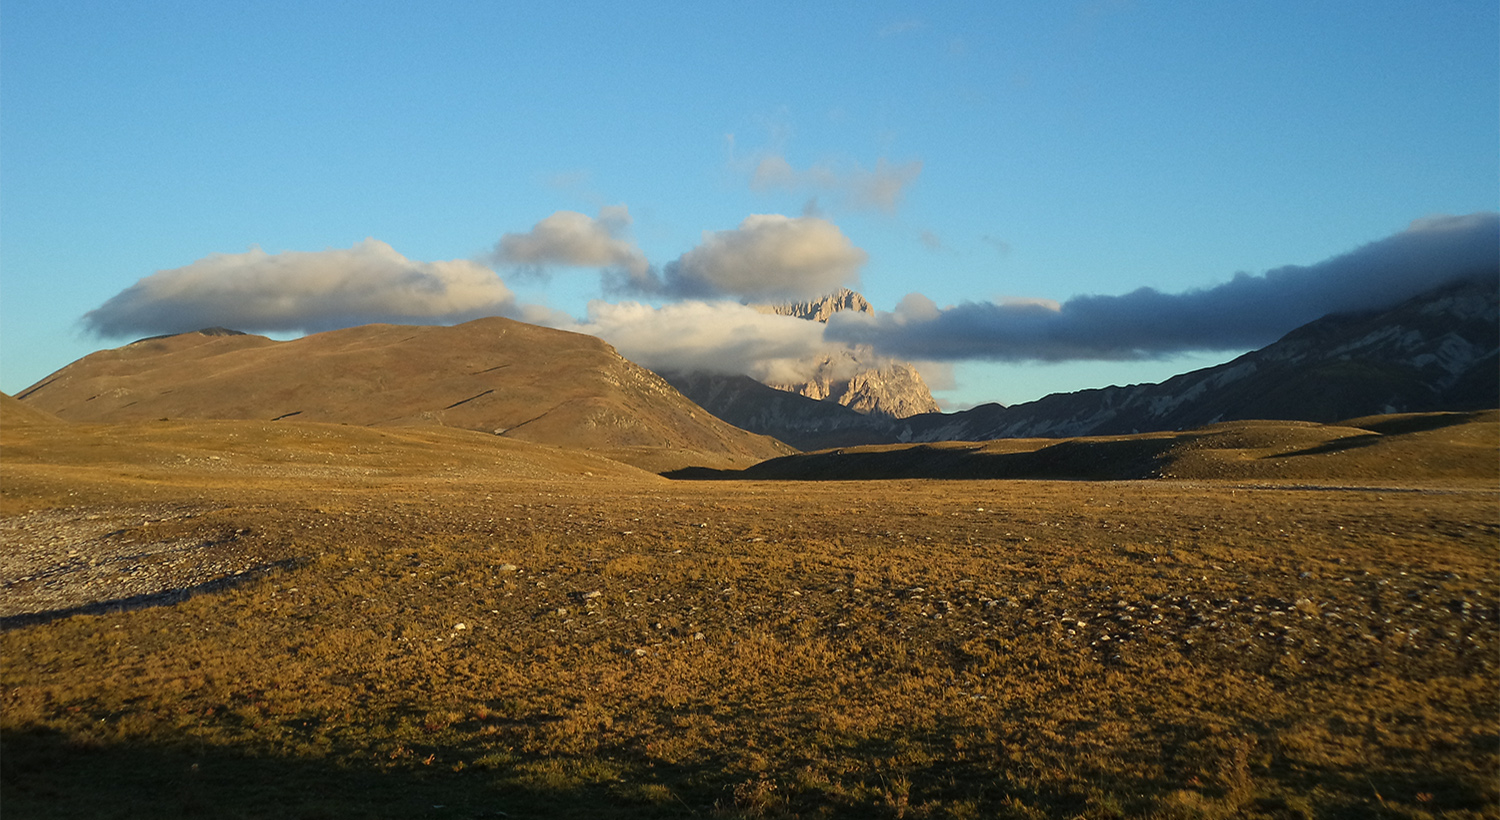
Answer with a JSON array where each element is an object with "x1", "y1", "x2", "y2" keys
[{"x1": 3, "y1": 1, "x2": 1496, "y2": 408}]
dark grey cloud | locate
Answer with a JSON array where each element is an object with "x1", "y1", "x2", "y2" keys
[
  {"x1": 83, "y1": 239, "x2": 533, "y2": 338},
  {"x1": 827, "y1": 213, "x2": 1499, "y2": 361}
]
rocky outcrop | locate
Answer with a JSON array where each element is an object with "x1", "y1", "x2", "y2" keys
[
  {"x1": 766, "y1": 356, "x2": 940, "y2": 419},
  {"x1": 654, "y1": 290, "x2": 941, "y2": 448},
  {"x1": 751, "y1": 289, "x2": 940, "y2": 419},
  {"x1": 754, "y1": 288, "x2": 873, "y2": 323}
]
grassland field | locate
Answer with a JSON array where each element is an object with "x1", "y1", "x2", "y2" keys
[{"x1": 1, "y1": 415, "x2": 1497, "y2": 819}]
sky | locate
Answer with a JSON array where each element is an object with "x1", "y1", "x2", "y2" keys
[{"x1": 3, "y1": 1, "x2": 1497, "y2": 409}]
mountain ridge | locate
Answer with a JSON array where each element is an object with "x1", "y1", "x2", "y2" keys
[
  {"x1": 890, "y1": 276, "x2": 1498, "y2": 442},
  {"x1": 672, "y1": 277, "x2": 1498, "y2": 449},
  {"x1": 15, "y1": 317, "x2": 792, "y2": 472}
]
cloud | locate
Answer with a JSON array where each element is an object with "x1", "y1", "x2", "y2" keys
[
  {"x1": 490, "y1": 206, "x2": 650, "y2": 282},
  {"x1": 560, "y1": 299, "x2": 835, "y2": 384},
  {"x1": 981, "y1": 235, "x2": 1013, "y2": 256},
  {"x1": 878, "y1": 19, "x2": 925, "y2": 37},
  {"x1": 556, "y1": 298, "x2": 954, "y2": 392},
  {"x1": 629, "y1": 214, "x2": 867, "y2": 301},
  {"x1": 827, "y1": 212, "x2": 1500, "y2": 362},
  {"x1": 749, "y1": 155, "x2": 923, "y2": 214},
  {"x1": 82, "y1": 239, "x2": 529, "y2": 338}
]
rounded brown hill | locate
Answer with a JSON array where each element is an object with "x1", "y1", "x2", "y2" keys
[
  {"x1": 1, "y1": 392, "x2": 65, "y2": 427},
  {"x1": 16, "y1": 319, "x2": 791, "y2": 470}
]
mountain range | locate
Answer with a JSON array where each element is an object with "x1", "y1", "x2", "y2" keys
[
  {"x1": 12, "y1": 277, "x2": 1497, "y2": 464},
  {"x1": 892, "y1": 276, "x2": 1497, "y2": 442},
  {"x1": 671, "y1": 277, "x2": 1498, "y2": 448}
]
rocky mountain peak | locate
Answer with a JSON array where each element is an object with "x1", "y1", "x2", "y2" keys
[
  {"x1": 754, "y1": 288, "x2": 873, "y2": 323},
  {"x1": 763, "y1": 355, "x2": 940, "y2": 419},
  {"x1": 749, "y1": 289, "x2": 940, "y2": 420}
]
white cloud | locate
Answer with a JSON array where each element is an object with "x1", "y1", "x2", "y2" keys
[
  {"x1": 561, "y1": 299, "x2": 836, "y2": 383},
  {"x1": 643, "y1": 214, "x2": 867, "y2": 301},
  {"x1": 83, "y1": 239, "x2": 524, "y2": 338},
  {"x1": 490, "y1": 206, "x2": 650, "y2": 282}
]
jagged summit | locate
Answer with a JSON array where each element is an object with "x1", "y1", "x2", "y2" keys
[
  {"x1": 661, "y1": 289, "x2": 940, "y2": 447},
  {"x1": 753, "y1": 288, "x2": 872, "y2": 323},
  {"x1": 751, "y1": 289, "x2": 940, "y2": 420}
]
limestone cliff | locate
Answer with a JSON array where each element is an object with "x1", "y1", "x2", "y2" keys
[{"x1": 752, "y1": 289, "x2": 940, "y2": 419}]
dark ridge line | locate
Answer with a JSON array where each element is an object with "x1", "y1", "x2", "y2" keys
[
  {"x1": 128, "y1": 327, "x2": 249, "y2": 345},
  {"x1": 271, "y1": 411, "x2": 303, "y2": 421},
  {"x1": 14, "y1": 376, "x2": 59, "y2": 401},
  {"x1": 444, "y1": 389, "x2": 495, "y2": 410},
  {"x1": 500, "y1": 408, "x2": 552, "y2": 434},
  {"x1": 471, "y1": 364, "x2": 512, "y2": 375}
]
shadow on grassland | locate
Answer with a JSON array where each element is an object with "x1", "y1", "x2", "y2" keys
[
  {"x1": 1, "y1": 726, "x2": 626, "y2": 820},
  {"x1": 5, "y1": 723, "x2": 1484, "y2": 819},
  {"x1": 2, "y1": 726, "x2": 1076, "y2": 820},
  {"x1": 666, "y1": 437, "x2": 1179, "y2": 482},
  {"x1": 0, "y1": 559, "x2": 305, "y2": 632}
]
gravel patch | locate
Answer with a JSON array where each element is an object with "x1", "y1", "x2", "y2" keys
[{"x1": 0, "y1": 504, "x2": 289, "y2": 627}]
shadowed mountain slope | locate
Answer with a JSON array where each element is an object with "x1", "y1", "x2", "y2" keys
[
  {"x1": 657, "y1": 371, "x2": 899, "y2": 451},
  {"x1": 670, "y1": 411, "x2": 1498, "y2": 484},
  {"x1": 15, "y1": 318, "x2": 792, "y2": 471},
  {"x1": 892, "y1": 277, "x2": 1499, "y2": 442}
]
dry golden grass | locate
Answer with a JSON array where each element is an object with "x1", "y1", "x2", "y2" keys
[
  {"x1": 1, "y1": 412, "x2": 1496, "y2": 818},
  {"x1": 11, "y1": 319, "x2": 792, "y2": 472}
]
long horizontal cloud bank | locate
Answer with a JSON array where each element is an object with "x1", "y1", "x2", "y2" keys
[
  {"x1": 83, "y1": 239, "x2": 533, "y2": 337},
  {"x1": 828, "y1": 213, "x2": 1500, "y2": 362}
]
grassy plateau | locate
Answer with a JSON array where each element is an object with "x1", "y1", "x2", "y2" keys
[{"x1": 1, "y1": 411, "x2": 1497, "y2": 818}]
